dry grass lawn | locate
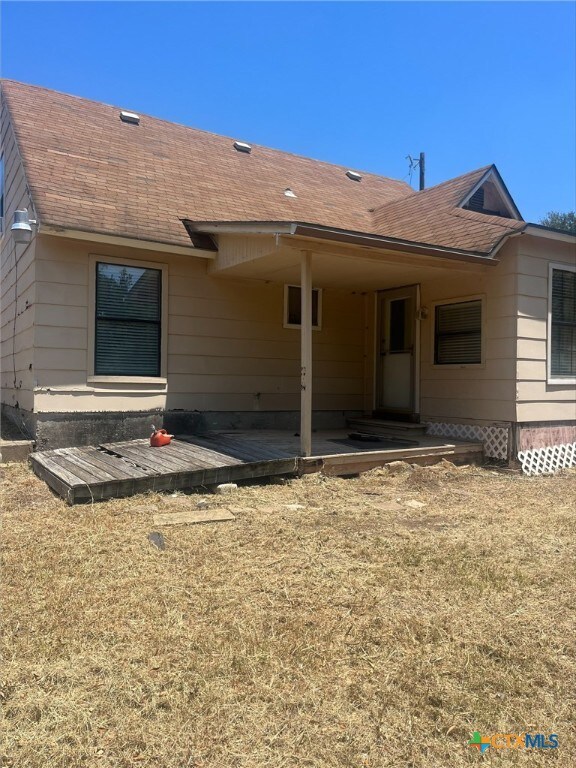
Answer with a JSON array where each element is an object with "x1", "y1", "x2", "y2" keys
[{"x1": 1, "y1": 459, "x2": 575, "y2": 767}]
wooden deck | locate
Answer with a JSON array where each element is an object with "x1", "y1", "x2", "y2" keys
[{"x1": 29, "y1": 430, "x2": 483, "y2": 504}]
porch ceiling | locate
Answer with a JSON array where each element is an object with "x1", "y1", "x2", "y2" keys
[{"x1": 210, "y1": 236, "x2": 496, "y2": 290}]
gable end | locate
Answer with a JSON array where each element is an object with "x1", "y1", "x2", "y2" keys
[{"x1": 459, "y1": 166, "x2": 523, "y2": 221}]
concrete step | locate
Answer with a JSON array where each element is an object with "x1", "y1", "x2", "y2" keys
[
  {"x1": 347, "y1": 418, "x2": 427, "y2": 441},
  {"x1": 0, "y1": 439, "x2": 35, "y2": 463}
]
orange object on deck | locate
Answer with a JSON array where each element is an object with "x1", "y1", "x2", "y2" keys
[{"x1": 150, "y1": 428, "x2": 174, "y2": 447}]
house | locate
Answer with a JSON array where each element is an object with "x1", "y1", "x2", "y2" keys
[{"x1": 1, "y1": 80, "x2": 575, "y2": 472}]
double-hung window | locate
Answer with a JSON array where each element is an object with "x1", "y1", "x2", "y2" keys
[
  {"x1": 434, "y1": 299, "x2": 482, "y2": 365},
  {"x1": 549, "y1": 264, "x2": 576, "y2": 382},
  {"x1": 95, "y1": 262, "x2": 162, "y2": 377}
]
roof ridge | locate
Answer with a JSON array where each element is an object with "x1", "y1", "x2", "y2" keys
[
  {"x1": 0, "y1": 78, "x2": 410, "y2": 188},
  {"x1": 419, "y1": 164, "x2": 493, "y2": 193}
]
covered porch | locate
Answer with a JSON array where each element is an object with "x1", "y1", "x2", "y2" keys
[{"x1": 199, "y1": 225, "x2": 498, "y2": 457}]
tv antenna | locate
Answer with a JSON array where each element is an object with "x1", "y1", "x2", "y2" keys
[{"x1": 406, "y1": 152, "x2": 426, "y2": 190}]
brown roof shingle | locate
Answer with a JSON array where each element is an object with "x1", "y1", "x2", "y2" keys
[
  {"x1": 1, "y1": 80, "x2": 525, "y2": 254},
  {"x1": 370, "y1": 167, "x2": 524, "y2": 252}
]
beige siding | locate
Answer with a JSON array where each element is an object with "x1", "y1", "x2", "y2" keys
[
  {"x1": 1, "y1": 89, "x2": 36, "y2": 413},
  {"x1": 11, "y1": 214, "x2": 575, "y2": 427},
  {"x1": 514, "y1": 234, "x2": 576, "y2": 422},
  {"x1": 418, "y1": 244, "x2": 518, "y2": 423},
  {"x1": 32, "y1": 235, "x2": 366, "y2": 414}
]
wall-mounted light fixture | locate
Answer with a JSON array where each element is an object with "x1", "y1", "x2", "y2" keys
[{"x1": 11, "y1": 209, "x2": 37, "y2": 245}]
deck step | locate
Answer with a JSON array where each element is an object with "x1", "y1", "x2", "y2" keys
[
  {"x1": 347, "y1": 418, "x2": 427, "y2": 441},
  {"x1": 0, "y1": 439, "x2": 35, "y2": 463}
]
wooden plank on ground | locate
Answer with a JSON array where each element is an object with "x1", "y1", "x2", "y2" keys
[
  {"x1": 316, "y1": 446, "x2": 483, "y2": 477},
  {"x1": 153, "y1": 509, "x2": 236, "y2": 526},
  {"x1": 313, "y1": 444, "x2": 452, "y2": 464}
]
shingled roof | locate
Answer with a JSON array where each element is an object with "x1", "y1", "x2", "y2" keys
[
  {"x1": 1, "y1": 80, "x2": 525, "y2": 255},
  {"x1": 371, "y1": 166, "x2": 525, "y2": 252}
]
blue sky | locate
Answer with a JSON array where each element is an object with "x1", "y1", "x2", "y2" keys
[{"x1": 1, "y1": 1, "x2": 575, "y2": 222}]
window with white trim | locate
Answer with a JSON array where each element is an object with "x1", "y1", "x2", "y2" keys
[
  {"x1": 434, "y1": 299, "x2": 482, "y2": 365},
  {"x1": 95, "y1": 262, "x2": 162, "y2": 376},
  {"x1": 284, "y1": 285, "x2": 322, "y2": 329},
  {"x1": 550, "y1": 265, "x2": 576, "y2": 380}
]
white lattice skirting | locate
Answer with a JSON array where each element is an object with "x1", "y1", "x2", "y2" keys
[
  {"x1": 517, "y1": 443, "x2": 576, "y2": 476},
  {"x1": 424, "y1": 422, "x2": 509, "y2": 460}
]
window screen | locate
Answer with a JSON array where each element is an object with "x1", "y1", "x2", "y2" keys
[
  {"x1": 286, "y1": 286, "x2": 320, "y2": 328},
  {"x1": 551, "y1": 268, "x2": 576, "y2": 378},
  {"x1": 435, "y1": 300, "x2": 482, "y2": 365},
  {"x1": 95, "y1": 263, "x2": 161, "y2": 376}
]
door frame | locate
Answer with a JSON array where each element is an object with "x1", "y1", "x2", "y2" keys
[{"x1": 373, "y1": 284, "x2": 421, "y2": 420}]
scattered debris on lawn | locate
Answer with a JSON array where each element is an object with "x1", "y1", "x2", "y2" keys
[
  {"x1": 147, "y1": 531, "x2": 166, "y2": 550},
  {"x1": 214, "y1": 483, "x2": 238, "y2": 495},
  {"x1": 153, "y1": 508, "x2": 237, "y2": 527}
]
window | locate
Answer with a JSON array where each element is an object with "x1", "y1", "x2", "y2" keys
[
  {"x1": 95, "y1": 262, "x2": 162, "y2": 376},
  {"x1": 284, "y1": 285, "x2": 321, "y2": 329},
  {"x1": 549, "y1": 265, "x2": 576, "y2": 381},
  {"x1": 434, "y1": 299, "x2": 482, "y2": 365}
]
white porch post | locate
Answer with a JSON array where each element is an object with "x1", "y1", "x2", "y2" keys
[{"x1": 300, "y1": 250, "x2": 313, "y2": 457}]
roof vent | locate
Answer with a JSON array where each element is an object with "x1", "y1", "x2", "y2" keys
[
  {"x1": 233, "y1": 141, "x2": 252, "y2": 154},
  {"x1": 120, "y1": 111, "x2": 140, "y2": 125},
  {"x1": 465, "y1": 187, "x2": 485, "y2": 213},
  {"x1": 346, "y1": 170, "x2": 362, "y2": 182},
  {"x1": 284, "y1": 188, "x2": 297, "y2": 198}
]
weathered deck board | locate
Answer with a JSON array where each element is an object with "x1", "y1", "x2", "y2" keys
[
  {"x1": 182, "y1": 434, "x2": 292, "y2": 462},
  {"x1": 103, "y1": 439, "x2": 242, "y2": 472},
  {"x1": 169, "y1": 439, "x2": 245, "y2": 466},
  {"x1": 29, "y1": 431, "x2": 483, "y2": 505},
  {"x1": 74, "y1": 446, "x2": 152, "y2": 480},
  {"x1": 102, "y1": 441, "x2": 193, "y2": 473}
]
